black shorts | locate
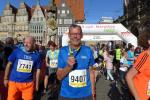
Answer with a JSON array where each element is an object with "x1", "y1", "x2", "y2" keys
[{"x1": 45, "y1": 67, "x2": 57, "y2": 76}]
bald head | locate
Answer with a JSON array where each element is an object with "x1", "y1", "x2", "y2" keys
[
  {"x1": 24, "y1": 36, "x2": 36, "y2": 52},
  {"x1": 25, "y1": 36, "x2": 36, "y2": 44}
]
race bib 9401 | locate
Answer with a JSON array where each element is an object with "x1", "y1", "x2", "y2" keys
[
  {"x1": 69, "y1": 69, "x2": 87, "y2": 88},
  {"x1": 17, "y1": 59, "x2": 33, "y2": 73}
]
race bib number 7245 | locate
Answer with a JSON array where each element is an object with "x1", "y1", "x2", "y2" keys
[
  {"x1": 69, "y1": 70, "x2": 87, "y2": 88},
  {"x1": 17, "y1": 59, "x2": 33, "y2": 73}
]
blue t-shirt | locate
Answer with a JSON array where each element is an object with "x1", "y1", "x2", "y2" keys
[
  {"x1": 8, "y1": 48, "x2": 41, "y2": 82},
  {"x1": 58, "y1": 45, "x2": 95, "y2": 98},
  {"x1": 127, "y1": 50, "x2": 134, "y2": 66}
]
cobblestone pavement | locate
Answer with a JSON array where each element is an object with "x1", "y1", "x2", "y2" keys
[
  {"x1": 0, "y1": 70, "x2": 133, "y2": 100},
  {"x1": 96, "y1": 75, "x2": 133, "y2": 100},
  {"x1": 39, "y1": 74, "x2": 132, "y2": 100}
]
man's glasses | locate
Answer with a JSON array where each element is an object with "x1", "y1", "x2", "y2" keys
[{"x1": 70, "y1": 33, "x2": 81, "y2": 37}]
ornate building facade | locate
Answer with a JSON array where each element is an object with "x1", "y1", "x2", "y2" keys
[
  {"x1": 57, "y1": 0, "x2": 74, "y2": 46},
  {"x1": 0, "y1": 0, "x2": 85, "y2": 45},
  {"x1": 55, "y1": 0, "x2": 84, "y2": 46},
  {"x1": 29, "y1": 1, "x2": 47, "y2": 44},
  {"x1": 15, "y1": 1, "x2": 30, "y2": 39},
  {"x1": 0, "y1": 1, "x2": 16, "y2": 41},
  {"x1": 0, "y1": 0, "x2": 30, "y2": 41},
  {"x1": 117, "y1": 0, "x2": 150, "y2": 37}
]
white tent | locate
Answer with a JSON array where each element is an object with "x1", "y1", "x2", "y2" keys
[{"x1": 62, "y1": 24, "x2": 137, "y2": 47}]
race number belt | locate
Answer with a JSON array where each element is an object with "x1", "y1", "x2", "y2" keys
[
  {"x1": 69, "y1": 69, "x2": 87, "y2": 88},
  {"x1": 50, "y1": 59, "x2": 58, "y2": 68},
  {"x1": 17, "y1": 59, "x2": 33, "y2": 73}
]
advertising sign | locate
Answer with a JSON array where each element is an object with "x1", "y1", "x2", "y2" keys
[{"x1": 62, "y1": 24, "x2": 137, "y2": 47}]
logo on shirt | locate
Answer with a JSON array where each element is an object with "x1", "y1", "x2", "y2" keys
[
  {"x1": 81, "y1": 55, "x2": 87, "y2": 59},
  {"x1": 24, "y1": 55, "x2": 32, "y2": 60}
]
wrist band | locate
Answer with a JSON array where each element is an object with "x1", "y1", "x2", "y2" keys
[
  {"x1": 92, "y1": 87, "x2": 96, "y2": 90},
  {"x1": 92, "y1": 93, "x2": 96, "y2": 97}
]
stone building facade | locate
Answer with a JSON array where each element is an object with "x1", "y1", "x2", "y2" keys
[
  {"x1": 0, "y1": 0, "x2": 85, "y2": 45},
  {"x1": 29, "y1": 2, "x2": 47, "y2": 44},
  {"x1": 117, "y1": 0, "x2": 150, "y2": 37},
  {"x1": 0, "y1": 1, "x2": 16, "y2": 41},
  {"x1": 55, "y1": 0, "x2": 84, "y2": 46}
]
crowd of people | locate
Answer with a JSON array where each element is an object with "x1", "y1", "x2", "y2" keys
[{"x1": 0, "y1": 22, "x2": 150, "y2": 100}]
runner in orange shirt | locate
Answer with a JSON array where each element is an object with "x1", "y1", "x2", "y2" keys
[{"x1": 126, "y1": 22, "x2": 150, "y2": 100}]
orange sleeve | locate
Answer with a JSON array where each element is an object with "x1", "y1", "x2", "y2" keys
[{"x1": 133, "y1": 51, "x2": 149, "y2": 72}]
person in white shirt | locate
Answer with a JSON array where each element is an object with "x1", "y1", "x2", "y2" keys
[
  {"x1": 44, "y1": 41, "x2": 59, "y2": 93},
  {"x1": 104, "y1": 48, "x2": 114, "y2": 81},
  {"x1": 119, "y1": 51, "x2": 129, "y2": 84}
]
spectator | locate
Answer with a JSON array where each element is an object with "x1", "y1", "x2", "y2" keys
[
  {"x1": 104, "y1": 48, "x2": 114, "y2": 81},
  {"x1": 127, "y1": 45, "x2": 135, "y2": 68},
  {"x1": 119, "y1": 51, "x2": 128, "y2": 85},
  {"x1": 3, "y1": 37, "x2": 14, "y2": 69},
  {"x1": 134, "y1": 46, "x2": 142, "y2": 59}
]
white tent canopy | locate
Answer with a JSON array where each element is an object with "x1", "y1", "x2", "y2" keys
[{"x1": 62, "y1": 24, "x2": 137, "y2": 47}]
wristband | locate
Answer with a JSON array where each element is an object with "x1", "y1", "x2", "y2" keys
[
  {"x1": 92, "y1": 93, "x2": 96, "y2": 97},
  {"x1": 92, "y1": 87, "x2": 96, "y2": 90}
]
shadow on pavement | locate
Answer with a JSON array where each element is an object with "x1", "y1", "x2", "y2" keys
[
  {"x1": 108, "y1": 82, "x2": 134, "y2": 100},
  {"x1": 34, "y1": 73, "x2": 60, "y2": 100}
]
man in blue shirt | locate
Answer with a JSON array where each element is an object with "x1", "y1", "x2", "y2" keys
[
  {"x1": 4, "y1": 36, "x2": 41, "y2": 100},
  {"x1": 57, "y1": 24, "x2": 96, "y2": 100}
]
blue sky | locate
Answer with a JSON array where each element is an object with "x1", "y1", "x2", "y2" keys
[
  {"x1": 0, "y1": 0, "x2": 123, "y2": 23},
  {"x1": 84, "y1": 0, "x2": 123, "y2": 23}
]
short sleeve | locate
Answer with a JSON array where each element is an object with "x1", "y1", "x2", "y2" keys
[
  {"x1": 8, "y1": 49, "x2": 17, "y2": 63},
  {"x1": 46, "y1": 50, "x2": 50, "y2": 58},
  {"x1": 35, "y1": 54, "x2": 42, "y2": 69},
  {"x1": 89, "y1": 48, "x2": 95, "y2": 66},
  {"x1": 57, "y1": 49, "x2": 65, "y2": 69},
  {"x1": 127, "y1": 51, "x2": 134, "y2": 59},
  {"x1": 134, "y1": 51, "x2": 149, "y2": 72}
]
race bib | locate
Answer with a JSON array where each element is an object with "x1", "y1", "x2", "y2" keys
[
  {"x1": 50, "y1": 60, "x2": 58, "y2": 68},
  {"x1": 17, "y1": 59, "x2": 33, "y2": 73},
  {"x1": 147, "y1": 80, "x2": 150, "y2": 96},
  {"x1": 69, "y1": 70, "x2": 87, "y2": 88}
]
